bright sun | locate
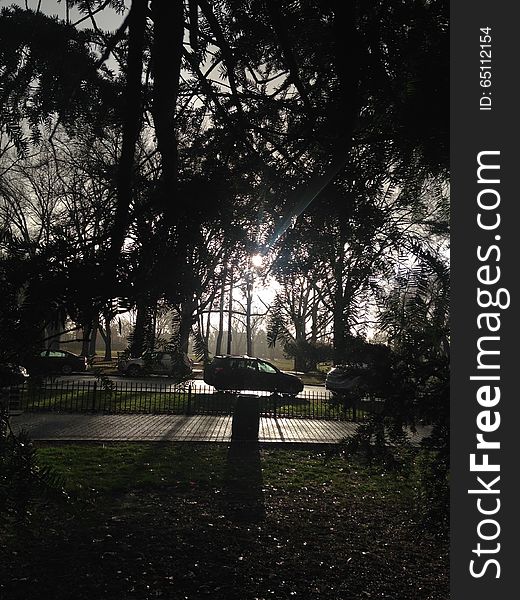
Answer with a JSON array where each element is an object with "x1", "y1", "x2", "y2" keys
[{"x1": 251, "y1": 253, "x2": 264, "y2": 268}]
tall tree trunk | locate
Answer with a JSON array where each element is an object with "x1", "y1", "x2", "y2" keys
[
  {"x1": 333, "y1": 242, "x2": 346, "y2": 364},
  {"x1": 198, "y1": 309, "x2": 205, "y2": 342},
  {"x1": 245, "y1": 274, "x2": 253, "y2": 356},
  {"x1": 97, "y1": 310, "x2": 113, "y2": 361},
  {"x1": 130, "y1": 298, "x2": 149, "y2": 357},
  {"x1": 293, "y1": 317, "x2": 307, "y2": 372},
  {"x1": 226, "y1": 267, "x2": 234, "y2": 355},
  {"x1": 205, "y1": 300, "x2": 212, "y2": 349},
  {"x1": 141, "y1": 297, "x2": 158, "y2": 351},
  {"x1": 178, "y1": 298, "x2": 196, "y2": 356},
  {"x1": 150, "y1": 0, "x2": 184, "y2": 224},
  {"x1": 310, "y1": 286, "x2": 319, "y2": 343},
  {"x1": 81, "y1": 321, "x2": 92, "y2": 357},
  {"x1": 88, "y1": 315, "x2": 98, "y2": 357},
  {"x1": 332, "y1": 300, "x2": 346, "y2": 365},
  {"x1": 215, "y1": 267, "x2": 227, "y2": 355},
  {"x1": 105, "y1": 325, "x2": 112, "y2": 361},
  {"x1": 108, "y1": 0, "x2": 146, "y2": 274},
  {"x1": 45, "y1": 319, "x2": 61, "y2": 351}
]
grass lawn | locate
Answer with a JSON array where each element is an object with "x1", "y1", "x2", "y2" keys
[{"x1": 1, "y1": 444, "x2": 448, "y2": 600}]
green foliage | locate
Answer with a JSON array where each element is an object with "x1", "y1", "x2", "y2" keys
[
  {"x1": 192, "y1": 326, "x2": 210, "y2": 364},
  {"x1": 377, "y1": 249, "x2": 449, "y2": 438},
  {"x1": 160, "y1": 347, "x2": 193, "y2": 383},
  {"x1": 0, "y1": 255, "x2": 48, "y2": 363},
  {"x1": 413, "y1": 449, "x2": 449, "y2": 532},
  {"x1": 92, "y1": 367, "x2": 117, "y2": 402},
  {"x1": 283, "y1": 339, "x2": 333, "y2": 373},
  {"x1": 266, "y1": 296, "x2": 292, "y2": 349},
  {"x1": 0, "y1": 406, "x2": 67, "y2": 530},
  {"x1": 336, "y1": 250, "x2": 449, "y2": 528},
  {"x1": 0, "y1": 6, "x2": 118, "y2": 154},
  {"x1": 0, "y1": 0, "x2": 449, "y2": 464},
  {"x1": 339, "y1": 416, "x2": 409, "y2": 470},
  {"x1": 335, "y1": 417, "x2": 449, "y2": 530}
]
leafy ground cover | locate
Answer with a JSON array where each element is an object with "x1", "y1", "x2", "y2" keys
[{"x1": 1, "y1": 443, "x2": 448, "y2": 600}]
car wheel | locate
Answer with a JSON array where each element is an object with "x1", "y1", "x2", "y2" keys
[
  {"x1": 126, "y1": 365, "x2": 141, "y2": 377},
  {"x1": 61, "y1": 364, "x2": 73, "y2": 375}
]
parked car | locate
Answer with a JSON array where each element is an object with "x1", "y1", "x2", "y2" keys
[
  {"x1": 326, "y1": 352, "x2": 392, "y2": 412},
  {"x1": 23, "y1": 349, "x2": 88, "y2": 376},
  {"x1": 325, "y1": 364, "x2": 368, "y2": 401},
  {"x1": 327, "y1": 339, "x2": 393, "y2": 396},
  {"x1": 204, "y1": 355, "x2": 304, "y2": 395},
  {"x1": 118, "y1": 350, "x2": 193, "y2": 379},
  {"x1": 0, "y1": 363, "x2": 29, "y2": 387}
]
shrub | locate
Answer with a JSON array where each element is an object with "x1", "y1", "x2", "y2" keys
[{"x1": 0, "y1": 405, "x2": 67, "y2": 530}]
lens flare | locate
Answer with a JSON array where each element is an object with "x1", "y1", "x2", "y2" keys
[{"x1": 251, "y1": 253, "x2": 264, "y2": 268}]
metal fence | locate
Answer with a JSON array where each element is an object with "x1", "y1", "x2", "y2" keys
[{"x1": 8, "y1": 380, "x2": 374, "y2": 421}]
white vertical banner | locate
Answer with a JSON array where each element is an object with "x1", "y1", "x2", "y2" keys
[{"x1": 451, "y1": 1, "x2": 519, "y2": 596}]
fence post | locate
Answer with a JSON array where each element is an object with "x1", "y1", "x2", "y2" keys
[
  {"x1": 91, "y1": 381, "x2": 97, "y2": 413},
  {"x1": 186, "y1": 384, "x2": 192, "y2": 415},
  {"x1": 273, "y1": 394, "x2": 277, "y2": 419},
  {"x1": 352, "y1": 399, "x2": 357, "y2": 422}
]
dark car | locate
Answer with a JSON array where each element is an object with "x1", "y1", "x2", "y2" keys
[
  {"x1": 326, "y1": 356, "x2": 393, "y2": 414},
  {"x1": 204, "y1": 355, "x2": 304, "y2": 395},
  {"x1": 326, "y1": 342, "x2": 392, "y2": 400},
  {"x1": 325, "y1": 364, "x2": 368, "y2": 399},
  {"x1": 24, "y1": 349, "x2": 88, "y2": 376}
]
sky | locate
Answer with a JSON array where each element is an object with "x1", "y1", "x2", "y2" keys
[{"x1": 0, "y1": 0, "x2": 127, "y2": 30}]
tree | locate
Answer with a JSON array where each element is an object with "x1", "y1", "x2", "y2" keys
[
  {"x1": 378, "y1": 241, "x2": 450, "y2": 439},
  {"x1": 267, "y1": 268, "x2": 331, "y2": 371},
  {"x1": 0, "y1": 2, "x2": 449, "y2": 453},
  {"x1": 0, "y1": 5, "x2": 118, "y2": 156}
]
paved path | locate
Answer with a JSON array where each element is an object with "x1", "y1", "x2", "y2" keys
[{"x1": 9, "y1": 413, "x2": 430, "y2": 445}]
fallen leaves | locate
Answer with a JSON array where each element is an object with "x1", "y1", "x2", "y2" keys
[{"x1": 1, "y1": 447, "x2": 448, "y2": 600}]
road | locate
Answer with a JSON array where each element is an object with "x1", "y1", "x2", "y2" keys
[{"x1": 47, "y1": 372, "x2": 329, "y2": 395}]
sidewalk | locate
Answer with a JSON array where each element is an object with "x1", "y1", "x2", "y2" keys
[{"x1": 9, "y1": 413, "x2": 430, "y2": 445}]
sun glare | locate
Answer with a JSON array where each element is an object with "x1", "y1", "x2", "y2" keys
[{"x1": 251, "y1": 253, "x2": 264, "y2": 268}]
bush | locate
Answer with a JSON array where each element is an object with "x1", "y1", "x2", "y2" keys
[
  {"x1": 283, "y1": 340, "x2": 333, "y2": 372},
  {"x1": 413, "y1": 449, "x2": 449, "y2": 531},
  {"x1": 0, "y1": 405, "x2": 67, "y2": 530}
]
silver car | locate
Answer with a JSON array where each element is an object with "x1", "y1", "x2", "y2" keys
[{"x1": 118, "y1": 351, "x2": 192, "y2": 379}]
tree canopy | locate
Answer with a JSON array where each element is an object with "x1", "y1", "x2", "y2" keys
[{"x1": 0, "y1": 0, "x2": 449, "y2": 441}]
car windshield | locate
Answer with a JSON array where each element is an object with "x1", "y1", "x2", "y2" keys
[{"x1": 258, "y1": 361, "x2": 277, "y2": 374}]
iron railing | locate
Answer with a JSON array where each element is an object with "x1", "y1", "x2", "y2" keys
[{"x1": 9, "y1": 379, "x2": 377, "y2": 421}]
